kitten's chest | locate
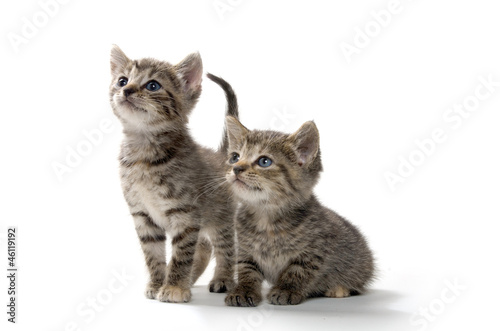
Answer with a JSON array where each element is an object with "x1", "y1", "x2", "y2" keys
[
  {"x1": 248, "y1": 223, "x2": 299, "y2": 284},
  {"x1": 122, "y1": 166, "x2": 185, "y2": 232},
  {"x1": 255, "y1": 251, "x2": 291, "y2": 285},
  {"x1": 134, "y1": 180, "x2": 170, "y2": 218}
]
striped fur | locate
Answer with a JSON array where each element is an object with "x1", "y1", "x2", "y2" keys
[
  {"x1": 206, "y1": 73, "x2": 239, "y2": 152},
  {"x1": 109, "y1": 45, "x2": 237, "y2": 303},
  {"x1": 224, "y1": 116, "x2": 375, "y2": 306}
]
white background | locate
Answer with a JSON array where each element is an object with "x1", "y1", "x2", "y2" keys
[{"x1": 1, "y1": 0, "x2": 499, "y2": 330}]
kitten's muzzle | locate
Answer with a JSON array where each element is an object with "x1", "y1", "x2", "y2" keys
[
  {"x1": 233, "y1": 165, "x2": 248, "y2": 175},
  {"x1": 123, "y1": 87, "x2": 137, "y2": 98}
]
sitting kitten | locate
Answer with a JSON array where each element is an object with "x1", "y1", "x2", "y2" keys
[
  {"x1": 223, "y1": 116, "x2": 375, "y2": 306},
  {"x1": 109, "y1": 45, "x2": 238, "y2": 303}
]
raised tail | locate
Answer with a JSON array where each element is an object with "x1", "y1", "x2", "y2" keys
[{"x1": 206, "y1": 73, "x2": 239, "y2": 153}]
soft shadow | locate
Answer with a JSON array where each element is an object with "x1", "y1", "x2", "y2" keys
[
  {"x1": 189, "y1": 286, "x2": 404, "y2": 311},
  {"x1": 187, "y1": 286, "x2": 412, "y2": 331}
]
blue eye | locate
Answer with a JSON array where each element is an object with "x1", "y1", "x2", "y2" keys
[
  {"x1": 118, "y1": 77, "x2": 128, "y2": 87},
  {"x1": 229, "y1": 153, "x2": 240, "y2": 164},
  {"x1": 146, "y1": 80, "x2": 161, "y2": 91},
  {"x1": 257, "y1": 157, "x2": 272, "y2": 168}
]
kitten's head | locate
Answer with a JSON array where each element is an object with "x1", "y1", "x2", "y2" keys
[
  {"x1": 225, "y1": 116, "x2": 323, "y2": 206},
  {"x1": 109, "y1": 45, "x2": 202, "y2": 132}
]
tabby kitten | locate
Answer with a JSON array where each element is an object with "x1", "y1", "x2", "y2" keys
[
  {"x1": 109, "y1": 45, "x2": 238, "y2": 303},
  {"x1": 223, "y1": 116, "x2": 374, "y2": 306}
]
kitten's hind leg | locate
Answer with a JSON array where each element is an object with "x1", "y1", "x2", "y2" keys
[
  {"x1": 325, "y1": 286, "x2": 352, "y2": 298},
  {"x1": 267, "y1": 255, "x2": 323, "y2": 305},
  {"x1": 132, "y1": 211, "x2": 167, "y2": 300},
  {"x1": 209, "y1": 225, "x2": 235, "y2": 293},
  {"x1": 191, "y1": 237, "x2": 212, "y2": 285}
]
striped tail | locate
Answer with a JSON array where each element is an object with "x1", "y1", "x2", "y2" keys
[{"x1": 206, "y1": 73, "x2": 239, "y2": 154}]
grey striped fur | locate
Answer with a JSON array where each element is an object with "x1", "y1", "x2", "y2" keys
[
  {"x1": 109, "y1": 45, "x2": 238, "y2": 303},
  {"x1": 223, "y1": 116, "x2": 375, "y2": 306},
  {"x1": 206, "y1": 73, "x2": 239, "y2": 153}
]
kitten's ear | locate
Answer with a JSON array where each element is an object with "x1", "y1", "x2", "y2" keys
[
  {"x1": 175, "y1": 52, "x2": 203, "y2": 93},
  {"x1": 110, "y1": 45, "x2": 130, "y2": 75},
  {"x1": 226, "y1": 116, "x2": 249, "y2": 149},
  {"x1": 288, "y1": 121, "x2": 320, "y2": 167}
]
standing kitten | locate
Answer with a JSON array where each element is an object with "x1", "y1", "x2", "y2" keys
[
  {"x1": 109, "y1": 45, "x2": 238, "y2": 303},
  {"x1": 223, "y1": 116, "x2": 375, "y2": 306}
]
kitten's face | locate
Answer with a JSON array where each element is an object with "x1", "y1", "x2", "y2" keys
[
  {"x1": 225, "y1": 117, "x2": 322, "y2": 206},
  {"x1": 109, "y1": 45, "x2": 202, "y2": 131}
]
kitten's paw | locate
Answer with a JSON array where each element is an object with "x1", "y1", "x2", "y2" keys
[
  {"x1": 209, "y1": 278, "x2": 235, "y2": 293},
  {"x1": 225, "y1": 288, "x2": 262, "y2": 307},
  {"x1": 156, "y1": 285, "x2": 191, "y2": 303},
  {"x1": 267, "y1": 287, "x2": 305, "y2": 305},
  {"x1": 325, "y1": 286, "x2": 351, "y2": 298},
  {"x1": 144, "y1": 282, "x2": 162, "y2": 300}
]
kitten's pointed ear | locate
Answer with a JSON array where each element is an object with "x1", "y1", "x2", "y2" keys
[
  {"x1": 110, "y1": 45, "x2": 130, "y2": 75},
  {"x1": 175, "y1": 52, "x2": 203, "y2": 93},
  {"x1": 226, "y1": 116, "x2": 249, "y2": 149},
  {"x1": 288, "y1": 121, "x2": 320, "y2": 167}
]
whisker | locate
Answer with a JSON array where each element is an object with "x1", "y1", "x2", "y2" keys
[{"x1": 193, "y1": 177, "x2": 228, "y2": 202}]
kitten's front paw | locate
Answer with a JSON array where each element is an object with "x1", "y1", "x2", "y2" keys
[
  {"x1": 209, "y1": 278, "x2": 235, "y2": 293},
  {"x1": 157, "y1": 285, "x2": 191, "y2": 303},
  {"x1": 144, "y1": 282, "x2": 162, "y2": 299},
  {"x1": 267, "y1": 287, "x2": 305, "y2": 305},
  {"x1": 225, "y1": 288, "x2": 262, "y2": 307}
]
